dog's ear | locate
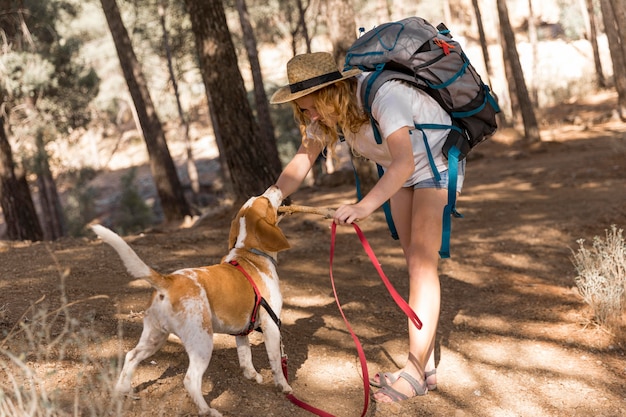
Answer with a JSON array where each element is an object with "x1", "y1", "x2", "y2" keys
[
  {"x1": 228, "y1": 209, "x2": 243, "y2": 249},
  {"x1": 255, "y1": 220, "x2": 290, "y2": 252},
  {"x1": 253, "y1": 198, "x2": 290, "y2": 252}
]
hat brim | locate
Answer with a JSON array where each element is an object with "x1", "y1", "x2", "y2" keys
[{"x1": 270, "y1": 68, "x2": 362, "y2": 104}]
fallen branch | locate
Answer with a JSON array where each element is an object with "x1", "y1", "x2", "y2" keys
[{"x1": 278, "y1": 204, "x2": 336, "y2": 219}]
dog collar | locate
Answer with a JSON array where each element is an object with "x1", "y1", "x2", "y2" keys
[{"x1": 249, "y1": 248, "x2": 277, "y2": 266}]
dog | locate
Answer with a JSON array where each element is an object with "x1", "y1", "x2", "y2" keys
[{"x1": 91, "y1": 185, "x2": 292, "y2": 417}]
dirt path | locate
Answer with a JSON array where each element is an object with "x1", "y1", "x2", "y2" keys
[{"x1": 1, "y1": 94, "x2": 625, "y2": 416}]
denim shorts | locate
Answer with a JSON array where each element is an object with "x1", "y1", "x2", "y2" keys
[{"x1": 412, "y1": 160, "x2": 465, "y2": 192}]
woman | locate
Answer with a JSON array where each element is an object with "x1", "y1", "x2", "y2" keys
[{"x1": 270, "y1": 52, "x2": 464, "y2": 403}]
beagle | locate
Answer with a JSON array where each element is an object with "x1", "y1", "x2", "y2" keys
[{"x1": 91, "y1": 185, "x2": 291, "y2": 417}]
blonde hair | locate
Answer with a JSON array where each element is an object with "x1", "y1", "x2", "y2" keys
[{"x1": 291, "y1": 78, "x2": 369, "y2": 158}]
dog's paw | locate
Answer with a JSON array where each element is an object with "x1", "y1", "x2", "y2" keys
[
  {"x1": 198, "y1": 406, "x2": 223, "y2": 417},
  {"x1": 278, "y1": 382, "x2": 293, "y2": 394},
  {"x1": 114, "y1": 384, "x2": 134, "y2": 396},
  {"x1": 242, "y1": 368, "x2": 263, "y2": 384}
]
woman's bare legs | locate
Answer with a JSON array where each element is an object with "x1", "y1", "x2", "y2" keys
[{"x1": 372, "y1": 186, "x2": 447, "y2": 402}]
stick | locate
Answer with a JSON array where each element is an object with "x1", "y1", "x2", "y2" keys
[{"x1": 278, "y1": 204, "x2": 336, "y2": 219}]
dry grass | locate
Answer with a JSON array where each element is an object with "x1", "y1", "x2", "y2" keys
[
  {"x1": 0, "y1": 263, "x2": 124, "y2": 416},
  {"x1": 572, "y1": 225, "x2": 626, "y2": 327}
]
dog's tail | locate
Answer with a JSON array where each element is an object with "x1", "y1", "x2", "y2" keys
[{"x1": 91, "y1": 224, "x2": 168, "y2": 289}]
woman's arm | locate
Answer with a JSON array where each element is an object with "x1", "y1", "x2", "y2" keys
[
  {"x1": 275, "y1": 140, "x2": 324, "y2": 199},
  {"x1": 333, "y1": 125, "x2": 414, "y2": 224}
]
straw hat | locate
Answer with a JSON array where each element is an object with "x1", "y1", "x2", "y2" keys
[{"x1": 270, "y1": 52, "x2": 361, "y2": 104}]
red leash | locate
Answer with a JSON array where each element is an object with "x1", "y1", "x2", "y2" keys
[
  {"x1": 345, "y1": 223, "x2": 423, "y2": 331},
  {"x1": 283, "y1": 222, "x2": 422, "y2": 416}
]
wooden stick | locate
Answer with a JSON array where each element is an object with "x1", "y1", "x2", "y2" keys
[{"x1": 278, "y1": 204, "x2": 336, "y2": 219}]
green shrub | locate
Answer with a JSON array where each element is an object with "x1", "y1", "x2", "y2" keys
[
  {"x1": 113, "y1": 168, "x2": 154, "y2": 235},
  {"x1": 63, "y1": 167, "x2": 98, "y2": 237}
]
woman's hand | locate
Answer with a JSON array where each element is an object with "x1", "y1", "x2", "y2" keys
[{"x1": 333, "y1": 202, "x2": 373, "y2": 225}]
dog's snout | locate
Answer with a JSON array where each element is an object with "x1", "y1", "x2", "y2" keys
[{"x1": 263, "y1": 185, "x2": 283, "y2": 208}]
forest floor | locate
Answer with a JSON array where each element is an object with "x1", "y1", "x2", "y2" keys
[{"x1": 1, "y1": 91, "x2": 625, "y2": 416}]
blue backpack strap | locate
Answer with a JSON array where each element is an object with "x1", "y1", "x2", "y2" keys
[
  {"x1": 412, "y1": 123, "x2": 461, "y2": 182},
  {"x1": 412, "y1": 123, "x2": 463, "y2": 258},
  {"x1": 439, "y1": 145, "x2": 463, "y2": 258},
  {"x1": 359, "y1": 68, "x2": 399, "y2": 240},
  {"x1": 351, "y1": 161, "x2": 364, "y2": 201},
  {"x1": 369, "y1": 117, "x2": 399, "y2": 240},
  {"x1": 341, "y1": 132, "x2": 364, "y2": 202}
]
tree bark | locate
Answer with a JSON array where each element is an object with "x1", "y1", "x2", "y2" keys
[
  {"x1": 376, "y1": 0, "x2": 391, "y2": 22},
  {"x1": 0, "y1": 114, "x2": 43, "y2": 241},
  {"x1": 159, "y1": 1, "x2": 200, "y2": 207},
  {"x1": 527, "y1": 0, "x2": 539, "y2": 105},
  {"x1": 235, "y1": 0, "x2": 281, "y2": 175},
  {"x1": 471, "y1": 0, "x2": 492, "y2": 79},
  {"x1": 496, "y1": 0, "x2": 541, "y2": 143},
  {"x1": 296, "y1": 0, "x2": 312, "y2": 53},
  {"x1": 100, "y1": 0, "x2": 192, "y2": 222},
  {"x1": 34, "y1": 129, "x2": 65, "y2": 240},
  {"x1": 600, "y1": 0, "x2": 626, "y2": 120},
  {"x1": 325, "y1": 0, "x2": 377, "y2": 194},
  {"x1": 183, "y1": 0, "x2": 282, "y2": 201},
  {"x1": 326, "y1": 0, "x2": 356, "y2": 65},
  {"x1": 582, "y1": 0, "x2": 605, "y2": 88},
  {"x1": 471, "y1": 0, "x2": 504, "y2": 128}
]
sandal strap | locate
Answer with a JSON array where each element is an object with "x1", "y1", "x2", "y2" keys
[
  {"x1": 369, "y1": 371, "x2": 399, "y2": 388},
  {"x1": 425, "y1": 368, "x2": 437, "y2": 390},
  {"x1": 378, "y1": 372, "x2": 397, "y2": 387},
  {"x1": 375, "y1": 384, "x2": 409, "y2": 402},
  {"x1": 398, "y1": 371, "x2": 428, "y2": 396}
]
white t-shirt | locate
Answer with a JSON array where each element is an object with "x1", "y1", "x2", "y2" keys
[{"x1": 342, "y1": 72, "x2": 452, "y2": 187}]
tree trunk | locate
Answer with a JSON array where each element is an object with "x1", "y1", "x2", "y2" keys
[
  {"x1": 34, "y1": 129, "x2": 65, "y2": 240},
  {"x1": 496, "y1": 0, "x2": 541, "y2": 143},
  {"x1": 279, "y1": 0, "x2": 310, "y2": 56},
  {"x1": 471, "y1": 0, "x2": 504, "y2": 128},
  {"x1": 582, "y1": 0, "x2": 606, "y2": 88},
  {"x1": 325, "y1": 0, "x2": 377, "y2": 194},
  {"x1": 235, "y1": 0, "x2": 281, "y2": 175},
  {"x1": 472, "y1": 0, "x2": 492, "y2": 79},
  {"x1": 0, "y1": 115, "x2": 43, "y2": 241},
  {"x1": 158, "y1": 1, "x2": 200, "y2": 208},
  {"x1": 183, "y1": 0, "x2": 282, "y2": 201},
  {"x1": 442, "y1": 0, "x2": 452, "y2": 27},
  {"x1": 296, "y1": 0, "x2": 312, "y2": 53},
  {"x1": 600, "y1": 0, "x2": 626, "y2": 120},
  {"x1": 100, "y1": 0, "x2": 192, "y2": 222},
  {"x1": 527, "y1": 0, "x2": 539, "y2": 105},
  {"x1": 327, "y1": 0, "x2": 356, "y2": 64},
  {"x1": 376, "y1": 0, "x2": 391, "y2": 22}
]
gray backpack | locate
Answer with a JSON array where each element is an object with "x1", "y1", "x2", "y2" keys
[
  {"x1": 344, "y1": 17, "x2": 500, "y2": 258},
  {"x1": 344, "y1": 16, "x2": 499, "y2": 159}
]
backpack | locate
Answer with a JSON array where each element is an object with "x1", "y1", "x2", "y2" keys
[{"x1": 344, "y1": 16, "x2": 500, "y2": 258}]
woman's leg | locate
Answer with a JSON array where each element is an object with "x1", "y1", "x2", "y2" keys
[{"x1": 373, "y1": 186, "x2": 447, "y2": 402}]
